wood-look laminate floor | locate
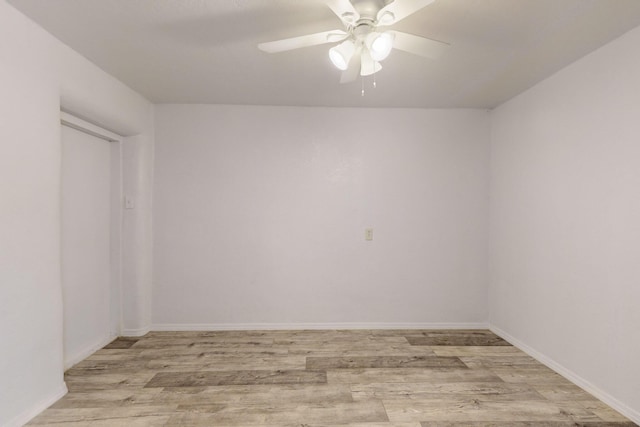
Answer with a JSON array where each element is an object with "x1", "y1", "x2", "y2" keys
[{"x1": 29, "y1": 330, "x2": 637, "y2": 426}]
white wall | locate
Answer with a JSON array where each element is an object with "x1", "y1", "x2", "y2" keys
[
  {"x1": 490, "y1": 25, "x2": 640, "y2": 422},
  {"x1": 0, "y1": 5, "x2": 64, "y2": 425},
  {"x1": 0, "y1": 2, "x2": 153, "y2": 425},
  {"x1": 121, "y1": 134, "x2": 155, "y2": 336},
  {"x1": 153, "y1": 105, "x2": 489, "y2": 328}
]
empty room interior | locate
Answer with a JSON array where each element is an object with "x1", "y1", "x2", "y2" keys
[{"x1": 2, "y1": 0, "x2": 640, "y2": 425}]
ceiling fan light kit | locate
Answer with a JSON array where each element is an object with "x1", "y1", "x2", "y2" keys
[{"x1": 258, "y1": 0, "x2": 448, "y2": 85}]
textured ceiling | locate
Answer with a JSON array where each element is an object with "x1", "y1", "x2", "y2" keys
[{"x1": 7, "y1": 0, "x2": 640, "y2": 108}]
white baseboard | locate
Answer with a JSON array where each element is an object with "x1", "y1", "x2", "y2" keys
[
  {"x1": 152, "y1": 322, "x2": 489, "y2": 331},
  {"x1": 4, "y1": 382, "x2": 67, "y2": 427},
  {"x1": 490, "y1": 325, "x2": 640, "y2": 425},
  {"x1": 64, "y1": 334, "x2": 117, "y2": 370},
  {"x1": 121, "y1": 326, "x2": 151, "y2": 337}
]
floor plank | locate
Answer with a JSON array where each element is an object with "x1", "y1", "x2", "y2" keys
[
  {"x1": 103, "y1": 337, "x2": 140, "y2": 349},
  {"x1": 306, "y1": 355, "x2": 465, "y2": 370},
  {"x1": 351, "y1": 381, "x2": 546, "y2": 402},
  {"x1": 406, "y1": 335, "x2": 511, "y2": 346},
  {"x1": 327, "y1": 368, "x2": 504, "y2": 384},
  {"x1": 145, "y1": 369, "x2": 327, "y2": 388},
  {"x1": 384, "y1": 399, "x2": 592, "y2": 423},
  {"x1": 165, "y1": 400, "x2": 388, "y2": 425},
  {"x1": 420, "y1": 422, "x2": 637, "y2": 427}
]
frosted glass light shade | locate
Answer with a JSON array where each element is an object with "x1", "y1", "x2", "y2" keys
[
  {"x1": 368, "y1": 32, "x2": 394, "y2": 61},
  {"x1": 329, "y1": 40, "x2": 355, "y2": 70}
]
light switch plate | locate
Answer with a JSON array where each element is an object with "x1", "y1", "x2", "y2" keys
[
  {"x1": 365, "y1": 228, "x2": 374, "y2": 241},
  {"x1": 125, "y1": 197, "x2": 135, "y2": 209}
]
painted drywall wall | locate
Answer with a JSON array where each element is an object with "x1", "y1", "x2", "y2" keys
[
  {"x1": 490, "y1": 25, "x2": 640, "y2": 421},
  {"x1": 121, "y1": 134, "x2": 155, "y2": 336},
  {"x1": 0, "y1": 4, "x2": 65, "y2": 425},
  {"x1": 153, "y1": 105, "x2": 490, "y2": 328},
  {"x1": 0, "y1": 2, "x2": 153, "y2": 425}
]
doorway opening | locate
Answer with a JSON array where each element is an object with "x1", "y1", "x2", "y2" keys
[{"x1": 60, "y1": 112, "x2": 123, "y2": 369}]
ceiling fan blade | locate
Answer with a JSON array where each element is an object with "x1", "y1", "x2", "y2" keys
[
  {"x1": 325, "y1": 0, "x2": 360, "y2": 25},
  {"x1": 360, "y1": 50, "x2": 382, "y2": 76},
  {"x1": 258, "y1": 30, "x2": 347, "y2": 53},
  {"x1": 377, "y1": 0, "x2": 436, "y2": 26},
  {"x1": 389, "y1": 31, "x2": 449, "y2": 59},
  {"x1": 340, "y1": 48, "x2": 362, "y2": 83}
]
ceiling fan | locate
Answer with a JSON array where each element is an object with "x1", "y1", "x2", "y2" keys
[{"x1": 258, "y1": 0, "x2": 448, "y2": 83}]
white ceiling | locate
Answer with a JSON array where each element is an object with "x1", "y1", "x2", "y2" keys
[{"x1": 8, "y1": 0, "x2": 640, "y2": 108}]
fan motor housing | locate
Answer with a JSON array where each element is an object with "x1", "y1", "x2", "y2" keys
[
  {"x1": 351, "y1": 0, "x2": 393, "y2": 21},
  {"x1": 352, "y1": 20, "x2": 376, "y2": 39}
]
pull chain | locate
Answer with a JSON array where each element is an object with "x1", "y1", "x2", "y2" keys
[{"x1": 360, "y1": 73, "x2": 379, "y2": 96}]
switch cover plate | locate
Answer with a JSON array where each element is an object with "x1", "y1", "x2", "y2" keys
[{"x1": 365, "y1": 228, "x2": 374, "y2": 241}]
